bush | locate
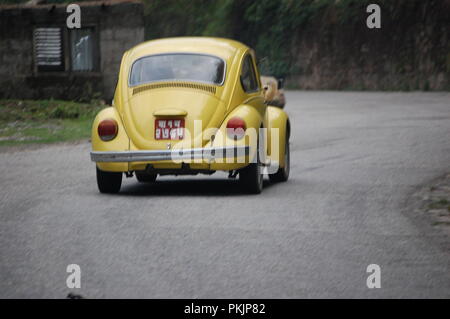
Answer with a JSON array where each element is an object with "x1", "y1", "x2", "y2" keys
[
  {"x1": 49, "y1": 105, "x2": 80, "y2": 119},
  {"x1": 141, "y1": 0, "x2": 370, "y2": 78}
]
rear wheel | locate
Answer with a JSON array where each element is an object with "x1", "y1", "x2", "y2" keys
[
  {"x1": 269, "y1": 137, "x2": 290, "y2": 183},
  {"x1": 239, "y1": 140, "x2": 263, "y2": 194},
  {"x1": 135, "y1": 172, "x2": 157, "y2": 183},
  {"x1": 96, "y1": 167, "x2": 122, "y2": 193}
]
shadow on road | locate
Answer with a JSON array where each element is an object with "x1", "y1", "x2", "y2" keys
[{"x1": 117, "y1": 178, "x2": 276, "y2": 197}]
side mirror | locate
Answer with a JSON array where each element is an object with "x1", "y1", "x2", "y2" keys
[{"x1": 277, "y1": 78, "x2": 285, "y2": 90}]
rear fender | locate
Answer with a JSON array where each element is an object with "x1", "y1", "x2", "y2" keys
[
  {"x1": 91, "y1": 107, "x2": 130, "y2": 172},
  {"x1": 205, "y1": 104, "x2": 263, "y2": 169},
  {"x1": 267, "y1": 106, "x2": 289, "y2": 171}
]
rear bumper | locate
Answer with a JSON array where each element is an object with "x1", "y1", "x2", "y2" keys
[{"x1": 90, "y1": 146, "x2": 250, "y2": 163}]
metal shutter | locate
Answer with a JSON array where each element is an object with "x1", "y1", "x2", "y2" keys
[{"x1": 33, "y1": 27, "x2": 63, "y2": 70}]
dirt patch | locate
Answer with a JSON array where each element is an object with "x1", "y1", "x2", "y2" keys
[{"x1": 411, "y1": 173, "x2": 450, "y2": 236}]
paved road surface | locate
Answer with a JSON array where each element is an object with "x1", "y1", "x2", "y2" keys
[{"x1": 1, "y1": 91, "x2": 449, "y2": 298}]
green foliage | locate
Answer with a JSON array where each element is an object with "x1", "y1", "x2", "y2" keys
[
  {"x1": 143, "y1": 0, "x2": 216, "y2": 39},
  {"x1": 0, "y1": 118, "x2": 94, "y2": 147},
  {"x1": 0, "y1": 99, "x2": 103, "y2": 146},
  {"x1": 0, "y1": 99, "x2": 103, "y2": 122},
  {"x1": 141, "y1": 0, "x2": 377, "y2": 78}
]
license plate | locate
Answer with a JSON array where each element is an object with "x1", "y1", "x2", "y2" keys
[{"x1": 155, "y1": 119, "x2": 185, "y2": 140}]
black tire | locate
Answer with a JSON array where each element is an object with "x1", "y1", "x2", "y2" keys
[
  {"x1": 135, "y1": 172, "x2": 157, "y2": 183},
  {"x1": 96, "y1": 167, "x2": 122, "y2": 193},
  {"x1": 269, "y1": 137, "x2": 290, "y2": 183},
  {"x1": 239, "y1": 139, "x2": 263, "y2": 194}
]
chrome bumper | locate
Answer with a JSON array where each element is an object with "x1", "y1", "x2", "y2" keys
[{"x1": 90, "y1": 146, "x2": 250, "y2": 163}]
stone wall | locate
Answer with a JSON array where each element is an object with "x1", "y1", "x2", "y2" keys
[
  {"x1": 286, "y1": 0, "x2": 450, "y2": 91},
  {"x1": 0, "y1": 0, "x2": 144, "y2": 101}
]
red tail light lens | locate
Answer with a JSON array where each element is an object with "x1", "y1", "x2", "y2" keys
[
  {"x1": 226, "y1": 116, "x2": 246, "y2": 139},
  {"x1": 98, "y1": 119, "x2": 118, "y2": 141}
]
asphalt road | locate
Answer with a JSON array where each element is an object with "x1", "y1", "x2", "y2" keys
[{"x1": 1, "y1": 91, "x2": 450, "y2": 298}]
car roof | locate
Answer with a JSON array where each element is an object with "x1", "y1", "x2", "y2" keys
[{"x1": 126, "y1": 37, "x2": 249, "y2": 63}]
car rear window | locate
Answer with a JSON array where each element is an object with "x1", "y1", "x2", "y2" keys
[{"x1": 129, "y1": 53, "x2": 225, "y2": 87}]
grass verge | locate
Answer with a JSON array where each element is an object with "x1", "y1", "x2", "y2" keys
[{"x1": 0, "y1": 99, "x2": 104, "y2": 147}]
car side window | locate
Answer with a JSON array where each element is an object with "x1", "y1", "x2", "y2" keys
[{"x1": 240, "y1": 55, "x2": 259, "y2": 92}]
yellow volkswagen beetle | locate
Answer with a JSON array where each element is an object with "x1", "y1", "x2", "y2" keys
[{"x1": 90, "y1": 37, "x2": 290, "y2": 194}]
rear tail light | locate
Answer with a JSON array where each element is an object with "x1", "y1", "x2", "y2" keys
[
  {"x1": 226, "y1": 116, "x2": 246, "y2": 139},
  {"x1": 98, "y1": 119, "x2": 118, "y2": 141}
]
